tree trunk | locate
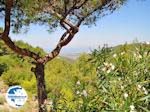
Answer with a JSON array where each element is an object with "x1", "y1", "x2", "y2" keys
[{"x1": 34, "y1": 63, "x2": 47, "y2": 112}]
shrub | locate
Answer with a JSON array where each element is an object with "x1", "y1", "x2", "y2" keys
[{"x1": 93, "y1": 43, "x2": 150, "y2": 111}]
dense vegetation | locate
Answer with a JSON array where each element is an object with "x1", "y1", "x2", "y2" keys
[{"x1": 0, "y1": 40, "x2": 149, "y2": 112}]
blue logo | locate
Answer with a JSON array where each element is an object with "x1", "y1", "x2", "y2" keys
[{"x1": 5, "y1": 86, "x2": 28, "y2": 108}]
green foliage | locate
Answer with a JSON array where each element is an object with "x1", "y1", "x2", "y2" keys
[
  {"x1": 0, "y1": 41, "x2": 9, "y2": 55},
  {"x1": 91, "y1": 43, "x2": 150, "y2": 111},
  {"x1": 15, "y1": 40, "x2": 46, "y2": 57},
  {"x1": 0, "y1": 63, "x2": 7, "y2": 76},
  {"x1": 45, "y1": 58, "x2": 74, "y2": 98},
  {"x1": 48, "y1": 43, "x2": 150, "y2": 112},
  {"x1": 0, "y1": 0, "x2": 127, "y2": 32},
  {"x1": 0, "y1": 41, "x2": 149, "y2": 111},
  {"x1": 0, "y1": 40, "x2": 38, "y2": 94}
]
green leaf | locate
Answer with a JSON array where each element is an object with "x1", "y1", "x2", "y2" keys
[
  {"x1": 138, "y1": 105, "x2": 150, "y2": 112},
  {"x1": 138, "y1": 95, "x2": 150, "y2": 101}
]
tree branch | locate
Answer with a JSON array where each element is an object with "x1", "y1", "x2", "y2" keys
[
  {"x1": 64, "y1": 0, "x2": 89, "y2": 19},
  {"x1": 75, "y1": 0, "x2": 89, "y2": 9},
  {"x1": 44, "y1": 7, "x2": 76, "y2": 30},
  {"x1": 39, "y1": 0, "x2": 113, "y2": 64},
  {"x1": 1, "y1": 0, "x2": 40, "y2": 61},
  {"x1": 37, "y1": 0, "x2": 92, "y2": 64},
  {"x1": 1, "y1": 0, "x2": 114, "y2": 65},
  {"x1": 2, "y1": 36, "x2": 40, "y2": 60},
  {"x1": 1, "y1": 0, "x2": 12, "y2": 38},
  {"x1": 37, "y1": 27, "x2": 78, "y2": 64},
  {"x1": 77, "y1": 0, "x2": 113, "y2": 27}
]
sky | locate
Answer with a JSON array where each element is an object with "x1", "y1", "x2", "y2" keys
[{"x1": 0, "y1": 0, "x2": 150, "y2": 55}]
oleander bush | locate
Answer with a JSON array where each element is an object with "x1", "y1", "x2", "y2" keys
[{"x1": 90, "y1": 43, "x2": 150, "y2": 112}]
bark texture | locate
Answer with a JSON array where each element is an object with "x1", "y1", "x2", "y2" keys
[{"x1": 34, "y1": 63, "x2": 47, "y2": 112}]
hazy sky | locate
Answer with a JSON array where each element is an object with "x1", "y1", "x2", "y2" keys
[{"x1": 1, "y1": 0, "x2": 150, "y2": 54}]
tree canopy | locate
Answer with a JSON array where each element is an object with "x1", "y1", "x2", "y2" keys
[{"x1": 1, "y1": 0, "x2": 127, "y2": 32}]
